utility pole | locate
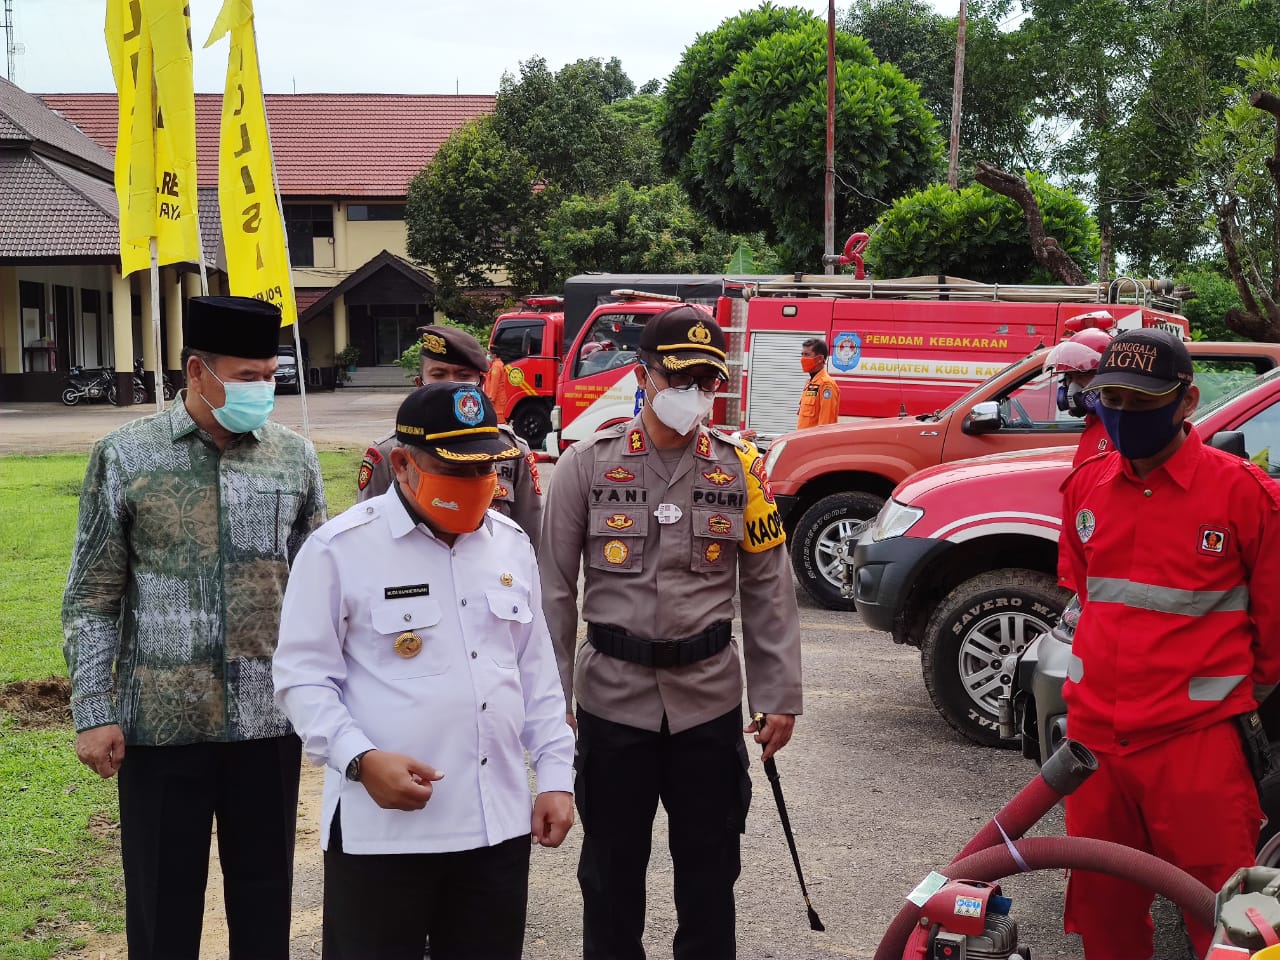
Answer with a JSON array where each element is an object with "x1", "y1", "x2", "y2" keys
[
  {"x1": 4, "y1": 0, "x2": 17, "y2": 84},
  {"x1": 823, "y1": 0, "x2": 836, "y2": 275},
  {"x1": 947, "y1": 0, "x2": 967, "y2": 190}
]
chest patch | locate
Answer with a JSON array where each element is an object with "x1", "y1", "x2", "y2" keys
[
  {"x1": 495, "y1": 484, "x2": 511, "y2": 499},
  {"x1": 1075, "y1": 508, "x2": 1096, "y2": 543},
  {"x1": 604, "y1": 466, "x2": 635, "y2": 483},
  {"x1": 605, "y1": 513, "x2": 634, "y2": 531},
  {"x1": 592, "y1": 486, "x2": 648, "y2": 504},
  {"x1": 1198, "y1": 525, "x2": 1228, "y2": 556},
  {"x1": 703, "y1": 466, "x2": 734, "y2": 486},
  {"x1": 707, "y1": 514, "x2": 733, "y2": 535},
  {"x1": 602, "y1": 539, "x2": 630, "y2": 565}
]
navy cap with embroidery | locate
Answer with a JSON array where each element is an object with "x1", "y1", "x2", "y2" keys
[
  {"x1": 1090, "y1": 328, "x2": 1193, "y2": 396},
  {"x1": 638, "y1": 305, "x2": 729, "y2": 380},
  {"x1": 395, "y1": 383, "x2": 521, "y2": 462},
  {"x1": 416, "y1": 325, "x2": 489, "y2": 372}
]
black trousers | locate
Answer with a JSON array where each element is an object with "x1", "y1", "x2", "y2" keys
[
  {"x1": 116, "y1": 734, "x2": 301, "y2": 960},
  {"x1": 322, "y1": 809, "x2": 531, "y2": 960},
  {"x1": 576, "y1": 706, "x2": 751, "y2": 960}
]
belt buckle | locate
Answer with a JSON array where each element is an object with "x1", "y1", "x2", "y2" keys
[{"x1": 649, "y1": 638, "x2": 682, "y2": 669}]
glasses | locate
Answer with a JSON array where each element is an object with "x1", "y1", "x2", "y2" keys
[{"x1": 645, "y1": 365, "x2": 727, "y2": 393}]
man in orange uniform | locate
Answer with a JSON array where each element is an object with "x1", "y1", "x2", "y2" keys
[
  {"x1": 484, "y1": 351, "x2": 510, "y2": 423},
  {"x1": 796, "y1": 339, "x2": 840, "y2": 429},
  {"x1": 1058, "y1": 328, "x2": 1280, "y2": 959}
]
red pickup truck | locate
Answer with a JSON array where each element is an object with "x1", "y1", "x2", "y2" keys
[
  {"x1": 850, "y1": 356, "x2": 1280, "y2": 746},
  {"x1": 765, "y1": 341, "x2": 1280, "y2": 610}
]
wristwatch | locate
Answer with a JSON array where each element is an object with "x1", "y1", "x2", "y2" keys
[{"x1": 345, "y1": 749, "x2": 374, "y2": 783}]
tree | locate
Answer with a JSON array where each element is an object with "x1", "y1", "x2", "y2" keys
[
  {"x1": 1194, "y1": 50, "x2": 1280, "y2": 341},
  {"x1": 603, "y1": 93, "x2": 665, "y2": 188},
  {"x1": 840, "y1": 0, "x2": 1044, "y2": 174},
  {"x1": 658, "y1": 4, "x2": 818, "y2": 185},
  {"x1": 865, "y1": 173, "x2": 1097, "y2": 283},
  {"x1": 491, "y1": 56, "x2": 628, "y2": 196},
  {"x1": 1105, "y1": 0, "x2": 1280, "y2": 273},
  {"x1": 685, "y1": 20, "x2": 943, "y2": 266},
  {"x1": 538, "y1": 182, "x2": 775, "y2": 285},
  {"x1": 1177, "y1": 266, "x2": 1246, "y2": 342},
  {"x1": 405, "y1": 116, "x2": 548, "y2": 298}
]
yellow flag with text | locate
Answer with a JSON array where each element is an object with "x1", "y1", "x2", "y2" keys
[
  {"x1": 104, "y1": 0, "x2": 202, "y2": 277},
  {"x1": 206, "y1": 0, "x2": 297, "y2": 325}
]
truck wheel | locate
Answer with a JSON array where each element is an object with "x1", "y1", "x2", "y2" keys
[
  {"x1": 790, "y1": 491, "x2": 885, "y2": 610},
  {"x1": 921, "y1": 570, "x2": 1069, "y2": 748},
  {"x1": 511, "y1": 401, "x2": 551, "y2": 450}
]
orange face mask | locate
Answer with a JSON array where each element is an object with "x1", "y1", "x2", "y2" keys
[
  {"x1": 801, "y1": 356, "x2": 823, "y2": 374},
  {"x1": 407, "y1": 467, "x2": 497, "y2": 534}
]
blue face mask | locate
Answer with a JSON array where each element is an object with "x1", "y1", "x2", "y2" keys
[
  {"x1": 1095, "y1": 388, "x2": 1185, "y2": 460},
  {"x1": 202, "y1": 361, "x2": 276, "y2": 433}
]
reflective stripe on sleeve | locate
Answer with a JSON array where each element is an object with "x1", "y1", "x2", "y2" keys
[
  {"x1": 1188, "y1": 675, "x2": 1246, "y2": 702},
  {"x1": 1086, "y1": 577, "x2": 1249, "y2": 616}
]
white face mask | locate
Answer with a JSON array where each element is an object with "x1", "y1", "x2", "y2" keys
[{"x1": 648, "y1": 385, "x2": 715, "y2": 435}]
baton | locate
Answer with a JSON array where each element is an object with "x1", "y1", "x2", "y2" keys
[{"x1": 753, "y1": 712, "x2": 825, "y2": 932}]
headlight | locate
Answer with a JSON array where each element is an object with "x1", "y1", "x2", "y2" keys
[
  {"x1": 870, "y1": 498, "x2": 925, "y2": 541},
  {"x1": 763, "y1": 438, "x2": 788, "y2": 476}
]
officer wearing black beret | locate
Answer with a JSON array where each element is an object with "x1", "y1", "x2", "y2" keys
[{"x1": 356, "y1": 325, "x2": 543, "y2": 551}]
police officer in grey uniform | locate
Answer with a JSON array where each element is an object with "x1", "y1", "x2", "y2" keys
[
  {"x1": 357, "y1": 325, "x2": 543, "y2": 550},
  {"x1": 540, "y1": 305, "x2": 804, "y2": 960}
]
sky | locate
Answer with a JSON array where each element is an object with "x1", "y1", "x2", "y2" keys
[{"x1": 5, "y1": 0, "x2": 956, "y2": 96}]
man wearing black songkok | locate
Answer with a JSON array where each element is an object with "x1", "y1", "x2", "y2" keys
[{"x1": 63, "y1": 296, "x2": 328, "y2": 959}]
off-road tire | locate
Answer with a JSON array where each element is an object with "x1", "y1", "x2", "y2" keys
[
  {"x1": 511, "y1": 400, "x2": 552, "y2": 451},
  {"x1": 790, "y1": 491, "x2": 885, "y2": 610},
  {"x1": 921, "y1": 570, "x2": 1069, "y2": 748}
]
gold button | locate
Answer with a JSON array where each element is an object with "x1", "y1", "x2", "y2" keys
[{"x1": 500, "y1": 573, "x2": 514, "y2": 587}]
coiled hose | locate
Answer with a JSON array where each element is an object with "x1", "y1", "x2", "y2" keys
[{"x1": 875, "y1": 740, "x2": 1098, "y2": 960}]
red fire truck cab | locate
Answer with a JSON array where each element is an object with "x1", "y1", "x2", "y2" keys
[{"x1": 488, "y1": 296, "x2": 565, "y2": 449}]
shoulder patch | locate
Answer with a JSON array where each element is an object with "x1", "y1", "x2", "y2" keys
[
  {"x1": 731, "y1": 445, "x2": 785, "y2": 553},
  {"x1": 363, "y1": 445, "x2": 383, "y2": 465},
  {"x1": 525, "y1": 452, "x2": 543, "y2": 496},
  {"x1": 315, "y1": 502, "x2": 381, "y2": 544}
]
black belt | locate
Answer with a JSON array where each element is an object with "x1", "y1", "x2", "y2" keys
[{"x1": 587, "y1": 621, "x2": 732, "y2": 669}]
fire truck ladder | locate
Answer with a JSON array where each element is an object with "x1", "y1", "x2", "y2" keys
[{"x1": 747, "y1": 275, "x2": 1183, "y2": 313}]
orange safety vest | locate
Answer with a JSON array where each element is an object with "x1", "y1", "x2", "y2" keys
[{"x1": 797, "y1": 367, "x2": 840, "y2": 429}]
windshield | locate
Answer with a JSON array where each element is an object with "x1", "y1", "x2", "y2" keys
[
  {"x1": 915, "y1": 354, "x2": 1035, "y2": 421},
  {"x1": 1191, "y1": 365, "x2": 1280, "y2": 424}
]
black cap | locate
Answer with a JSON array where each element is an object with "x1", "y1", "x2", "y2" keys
[
  {"x1": 416, "y1": 325, "x2": 488, "y2": 372},
  {"x1": 638, "y1": 305, "x2": 729, "y2": 380},
  {"x1": 395, "y1": 383, "x2": 522, "y2": 462},
  {"x1": 1090, "y1": 329, "x2": 1193, "y2": 395},
  {"x1": 184, "y1": 296, "x2": 281, "y2": 359}
]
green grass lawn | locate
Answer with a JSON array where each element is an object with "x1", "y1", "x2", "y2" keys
[{"x1": 0, "y1": 450, "x2": 361, "y2": 959}]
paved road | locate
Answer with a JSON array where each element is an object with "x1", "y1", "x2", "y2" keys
[
  {"x1": 0, "y1": 388, "x2": 403, "y2": 454},
  {"x1": 12, "y1": 395, "x2": 1189, "y2": 959}
]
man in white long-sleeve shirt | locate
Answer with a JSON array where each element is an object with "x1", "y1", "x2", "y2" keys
[{"x1": 274, "y1": 382, "x2": 575, "y2": 960}]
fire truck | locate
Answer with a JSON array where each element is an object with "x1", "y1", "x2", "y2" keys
[
  {"x1": 487, "y1": 296, "x2": 566, "y2": 449},
  {"x1": 542, "y1": 273, "x2": 1192, "y2": 455}
]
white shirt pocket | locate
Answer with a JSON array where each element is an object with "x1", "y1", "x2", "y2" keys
[
  {"x1": 482, "y1": 589, "x2": 532, "y2": 668},
  {"x1": 370, "y1": 596, "x2": 449, "y2": 679}
]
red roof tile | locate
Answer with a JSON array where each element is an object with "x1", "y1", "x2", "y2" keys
[{"x1": 39, "y1": 93, "x2": 495, "y2": 199}]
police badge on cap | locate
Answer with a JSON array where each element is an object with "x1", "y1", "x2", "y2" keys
[
  {"x1": 395, "y1": 383, "x2": 521, "y2": 462},
  {"x1": 638, "y1": 305, "x2": 729, "y2": 380}
]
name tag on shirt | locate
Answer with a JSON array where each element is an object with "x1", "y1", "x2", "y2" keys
[{"x1": 385, "y1": 583, "x2": 430, "y2": 599}]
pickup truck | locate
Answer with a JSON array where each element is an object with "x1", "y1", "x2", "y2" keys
[
  {"x1": 846, "y1": 344, "x2": 1280, "y2": 746},
  {"x1": 765, "y1": 341, "x2": 1280, "y2": 610}
]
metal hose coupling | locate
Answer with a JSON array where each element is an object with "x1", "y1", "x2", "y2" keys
[{"x1": 1039, "y1": 739, "x2": 1098, "y2": 797}]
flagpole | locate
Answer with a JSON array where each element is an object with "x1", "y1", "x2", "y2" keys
[
  {"x1": 150, "y1": 238, "x2": 164, "y2": 412},
  {"x1": 249, "y1": 16, "x2": 308, "y2": 438}
]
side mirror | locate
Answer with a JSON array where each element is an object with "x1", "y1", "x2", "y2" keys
[
  {"x1": 1209, "y1": 430, "x2": 1248, "y2": 460},
  {"x1": 963, "y1": 400, "x2": 1002, "y2": 435}
]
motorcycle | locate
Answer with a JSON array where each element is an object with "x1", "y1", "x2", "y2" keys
[
  {"x1": 61, "y1": 367, "x2": 119, "y2": 406},
  {"x1": 132, "y1": 358, "x2": 175, "y2": 402}
]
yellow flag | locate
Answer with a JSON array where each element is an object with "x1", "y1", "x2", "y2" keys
[
  {"x1": 146, "y1": 0, "x2": 202, "y2": 268},
  {"x1": 105, "y1": 0, "x2": 202, "y2": 277},
  {"x1": 206, "y1": 0, "x2": 297, "y2": 325}
]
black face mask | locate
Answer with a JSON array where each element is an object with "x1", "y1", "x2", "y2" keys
[{"x1": 1096, "y1": 387, "x2": 1186, "y2": 460}]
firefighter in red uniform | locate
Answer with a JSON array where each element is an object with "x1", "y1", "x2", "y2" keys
[
  {"x1": 1058, "y1": 328, "x2": 1280, "y2": 959},
  {"x1": 797, "y1": 338, "x2": 840, "y2": 429},
  {"x1": 1043, "y1": 326, "x2": 1113, "y2": 467}
]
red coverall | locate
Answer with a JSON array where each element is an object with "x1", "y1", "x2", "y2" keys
[
  {"x1": 1074, "y1": 414, "x2": 1110, "y2": 467},
  {"x1": 1058, "y1": 425, "x2": 1280, "y2": 959}
]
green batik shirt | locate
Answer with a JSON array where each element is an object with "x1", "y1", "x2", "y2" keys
[{"x1": 62, "y1": 397, "x2": 327, "y2": 745}]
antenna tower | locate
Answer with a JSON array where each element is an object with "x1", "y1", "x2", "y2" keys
[{"x1": 4, "y1": 0, "x2": 16, "y2": 84}]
